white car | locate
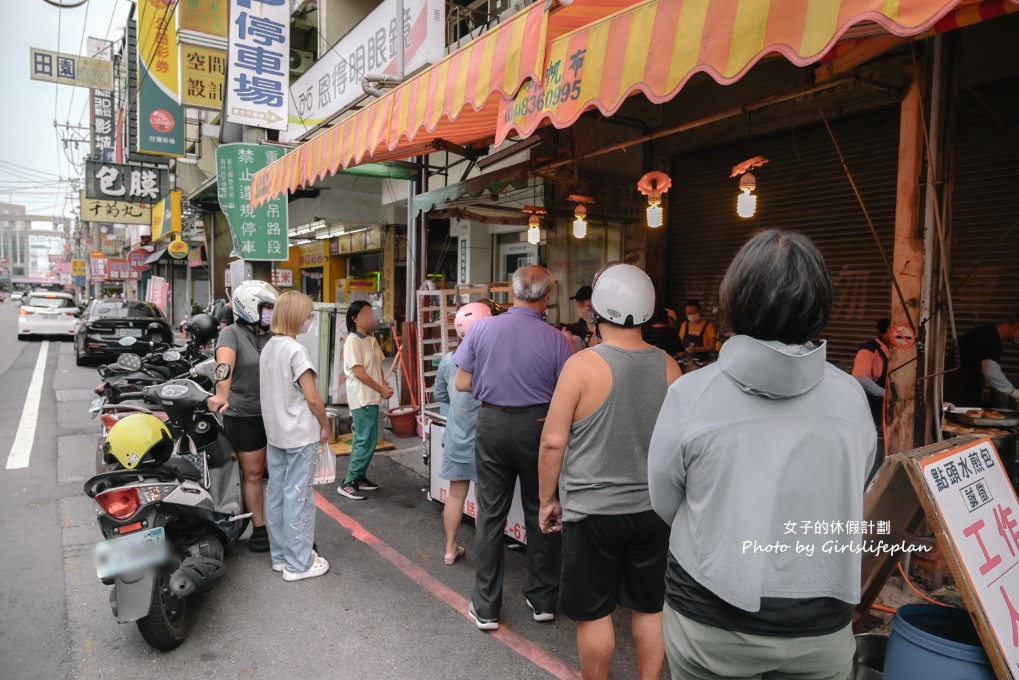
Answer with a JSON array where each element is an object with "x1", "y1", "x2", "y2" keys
[
  {"x1": 11, "y1": 291, "x2": 24, "y2": 304},
  {"x1": 18, "y1": 291, "x2": 80, "y2": 340}
]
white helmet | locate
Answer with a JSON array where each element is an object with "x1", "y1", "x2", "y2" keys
[
  {"x1": 232, "y1": 280, "x2": 278, "y2": 324},
  {"x1": 590, "y1": 263, "x2": 655, "y2": 328},
  {"x1": 454, "y1": 302, "x2": 492, "y2": 339}
]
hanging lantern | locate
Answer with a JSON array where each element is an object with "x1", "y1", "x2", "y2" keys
[
  {"x1": 637, "y1": 171, "x2": 672, "y2": 229},
  {"x1": 527, "y1": 213, "x2": 541, "y2": 244},
  {"x1": 572, "y1": 205, "x2": 588, "y2": 239},
  {"x1": 737, "y1": 173, "x2": 757, "y2": 219}
]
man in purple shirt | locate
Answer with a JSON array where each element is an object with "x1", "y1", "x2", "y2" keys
[{"x1": 454, "y1": 265, "x2": 573, "y2": 630}]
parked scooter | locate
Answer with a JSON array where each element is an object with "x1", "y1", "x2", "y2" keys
[{"x1": 83, "y1": 363, "x2": 248, "y2": 650}]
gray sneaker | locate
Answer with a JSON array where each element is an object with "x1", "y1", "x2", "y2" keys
[{"x1": 337, "y1": 482, "x2": 366, "y2": 500}]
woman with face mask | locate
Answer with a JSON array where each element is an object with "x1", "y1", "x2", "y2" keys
[
  {"x1": 679, "y1": 299, "x2": 717, "y2": 363},
  {"x1": 208, "y1": 280, "x2": 279, "y2": 553}
]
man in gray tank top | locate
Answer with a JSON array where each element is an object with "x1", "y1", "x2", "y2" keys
[{"x1": 539, "y1": 264, "x2": 682, "y2": 680}]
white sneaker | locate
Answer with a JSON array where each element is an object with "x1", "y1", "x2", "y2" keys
[
  {"x1": 468, "y1": 602, "x2": 499, "y2": 630},
  {"x1": 526, "y1": 598, "x2": 555, "y2": 622},
  {"x1": 282, "y1": 555, "x2": 330, "y2": 582}
]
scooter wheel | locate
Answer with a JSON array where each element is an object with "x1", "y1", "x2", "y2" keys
[{"x1": 136, "y1": 571, "x2": 191, "y2": 650}]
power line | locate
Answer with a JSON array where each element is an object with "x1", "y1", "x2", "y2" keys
[{"x1": 64, "y1": 0, "x2": 91, "y2": 124}]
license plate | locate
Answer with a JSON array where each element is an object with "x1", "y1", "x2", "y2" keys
[
  {"x1": 89, "y1": 397, "x2": 106, "y2": 414},
  {"x1": 95, "y1": 527, "x2": 167, "y2": 579},
  {"x1": 116, "y1": 328, "x2": 142, "y2": 337}
]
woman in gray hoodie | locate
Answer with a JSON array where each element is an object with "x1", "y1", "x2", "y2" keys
[{"x1": 648, "y1": 229, "x2": 877, "y2": 680}]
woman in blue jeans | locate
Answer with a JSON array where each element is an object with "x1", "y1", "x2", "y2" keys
[{"x1": 260, "y1": 290, "x2": 332, "y2": 581}]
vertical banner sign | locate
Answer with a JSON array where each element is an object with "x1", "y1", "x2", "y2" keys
[
  {"x1": 216, "y1": 143, "x2": 288, "y2": 260},
  {"x1": 146, "y1": 275, "x2": 169, "y2": 313},
  {"x1": 90, "y1": 252, "x2": 107, "y2": 279},
  {"x1": 138, "y1": 0, "x2": 185, "y2": 157},
  {"x1": 71, "y1": 259, "x2": 88, "y2": 288},
  {"x1": 150, "y1": 191, "x2": 183, "y2": 242},
  {"x1": 226, "y1": 0, "x2": 290, "y2": 130},
  {"x1": 88, "y1": 37, "x2": 116, "y2": 162},
  {"x1": 181, "y1": 45, "x2": 227, "y2": 109},
  {"x1": 919, "y1": 438, "x2": 1019, "y2": 676}
]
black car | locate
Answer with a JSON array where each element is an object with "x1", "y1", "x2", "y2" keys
[{"x1": 74, "y1": 300, "x2": 174, "y2": 366}]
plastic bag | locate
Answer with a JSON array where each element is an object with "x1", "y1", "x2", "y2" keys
[{"x1": 313, "y1": 443, "x2": 336, "y2": 485}]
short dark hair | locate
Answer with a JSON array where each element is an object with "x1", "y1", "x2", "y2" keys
[
  {"x1": 719, "y1": 229, "x2": 833, "y2": 345},
  {"x1": 652, "y1": 307, "x2": 672, "y2": 325},
  {"x1": 876, "y1": 317, "x2": 891, "y2": 334},
  {"x1": 685, "y1": 299, "x2": 701, "y2": 310},
  {"x1": 346, "y1": 300, "x2": 372, "y2": 333}
]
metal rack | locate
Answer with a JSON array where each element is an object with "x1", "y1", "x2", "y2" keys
[{"x1": 415, "y1": 283, "x2": 513, "y2": 412}]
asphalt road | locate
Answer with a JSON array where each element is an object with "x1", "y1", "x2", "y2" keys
[{"x1": 0, "y1": 301, "x2": 654, "y2": 680}]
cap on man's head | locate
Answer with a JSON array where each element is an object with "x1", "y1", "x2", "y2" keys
[{"x1": 571, "y1": 285, "x2": 593, "y2": 302}]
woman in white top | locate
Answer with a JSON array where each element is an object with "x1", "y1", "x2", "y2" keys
[{"x1": 259, "y1": 291, "x2": 331, "y2": 581}]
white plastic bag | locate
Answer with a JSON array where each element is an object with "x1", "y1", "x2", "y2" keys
[{"x1": 313, "y1": 443, "x2": 336, "y2": 485}]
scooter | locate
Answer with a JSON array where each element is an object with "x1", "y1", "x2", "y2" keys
[
  {"x1": 83, "y1": 364, "x2": 249, "y2": 651},
  {"x1": 92, "y1": 336, "x2": 214, "y2": 409}
]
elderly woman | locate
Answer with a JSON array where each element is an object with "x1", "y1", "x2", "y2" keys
[{"x1": 648, "y1": 229, "x2": 876, "y2": 680}]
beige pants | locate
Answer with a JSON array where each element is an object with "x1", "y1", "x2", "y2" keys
[{"x1": 663, "y1": 604, "x2": 854, "y2": 680}]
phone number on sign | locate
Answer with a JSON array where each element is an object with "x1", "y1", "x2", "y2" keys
[{"x1": 504, "y1": 80, "x2": 582, "y2": 122}]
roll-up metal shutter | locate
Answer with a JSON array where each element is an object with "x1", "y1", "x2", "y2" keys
[
  {"x1": 946, "y1": 77, "x2": 1019, "y2": 382},
  {"x1": 666, "y1": 107, "x2": 900, "y2": 370}
]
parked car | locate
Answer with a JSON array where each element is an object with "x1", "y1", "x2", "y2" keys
[
  {"x1": 17, "y1": 291, "x2": 79, "y2": 340},
  {"x1": 11, "y1": 291, "x2": 25, "y2": 305},
  {"x1": 74, "y1": 300, "x2": 174, "y2": 366}
]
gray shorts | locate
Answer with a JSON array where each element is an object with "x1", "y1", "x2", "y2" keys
[{"x1": 663, "y1": 604, "x2": 855, "y2": 680}]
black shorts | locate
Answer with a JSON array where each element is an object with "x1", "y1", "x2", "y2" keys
[
  {"x1": 222, "y1": 415, "x2": 267, "y2": 452},
  {"x1": 560, "y1": 510, "x2": 671, "y2": 621}
]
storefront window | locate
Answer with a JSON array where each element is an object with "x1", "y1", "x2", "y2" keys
[{"x1": 547, "y1": 221, "x2": 623, "y2": 324}]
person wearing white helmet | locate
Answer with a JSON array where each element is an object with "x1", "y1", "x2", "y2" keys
[
  {"x1": 433, "y1": 301, "x2": 492, "y2": 565},
  {"x1": 208, "y1": 279, "x2": 279, "y2": 553},
  {"x1": 539, "y1": 263, "x2": 682, "y2": 680}
]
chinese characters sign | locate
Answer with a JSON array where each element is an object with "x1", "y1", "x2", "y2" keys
[
  {"x1": 182, "y1": 45, "x2": 227, "y2": 110},
  {"x1": 298, "y1": 242, "x2": 326, "y2": 267},
  {"x1": 226, "y1": 0, "x2": 290, "y2": 130},
  {"x1": 90, "y1": 89, "x2": 116, "y2": 162},
  {"x1": 920, "y1": 438, "x2": 1019, "y2": 676},
  {"x1": 90, "y1": 252, "x2": 107, "y2": 279},
  {"x1": 179, "y1": 0, "x2": 229, "y2": 38},
  {"x1": 216, "y1": 143, "x2": 288, "y2": 260},
  {"x1": 151, "y1": 191, "x2": 183, "y2": 242},
  {"x1": 85, "y1": 161, "x2": 169, "y2": 203},
  {"x1": 138, "y1": 0, "x2": 185, "y2": 157},
  {"x1": 146, "y1": 275, "x2": 169, "y2": 313},
  {"x1": 272, "y1": 268, "x2": 293, "y2": 287},
  {"x1": 29, "y1": 48, "x2": 113, "y2": 90},
  {"x1": 501, "y1": 46, "x2": 586, "y2": 131},
  {"x1": 80, "y1": 193, "x2": 153, "y2": 225},
  {"x1": 106, "y1": 258, "x2": 141, "y2": 280},
  {"x1": 285, "y1": 0, "x2": 443, "y2": 141}
]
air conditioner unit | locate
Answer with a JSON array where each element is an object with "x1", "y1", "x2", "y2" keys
[{"x1": 290, "y1": 49, "x2": 314, "y2": 75}]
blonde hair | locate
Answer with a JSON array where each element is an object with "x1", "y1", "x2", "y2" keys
[{"x1": 271, "y1": 290, "x2": 313, "y2": 337}]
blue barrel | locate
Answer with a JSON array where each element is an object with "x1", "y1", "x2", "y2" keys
[{"x1": 884, "y1": 604, "x2": 994, "y2": 680}]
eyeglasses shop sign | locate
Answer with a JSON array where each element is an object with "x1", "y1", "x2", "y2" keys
[{"x1": 85, "y1": 161, "x2": 170, "y2": 203}]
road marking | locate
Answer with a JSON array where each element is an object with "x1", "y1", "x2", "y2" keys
[
  {"x1": 6, "y1": 341, "x2": 49, "y2": 470},
  {"x1": 314, "y1": 491, "x2": 581, "y2": 680}
]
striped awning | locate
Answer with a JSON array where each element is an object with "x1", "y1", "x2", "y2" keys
[
  {"x1": 251, "y1": 0, "x2": 648, "y2": 207},
  {"x1": 496, "y1": 0, "x2": 999, "y2": 143}
]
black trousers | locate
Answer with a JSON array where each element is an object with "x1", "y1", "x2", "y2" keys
[{"x1": 471, "y1": 404, "x2": 561, "y2": 619}]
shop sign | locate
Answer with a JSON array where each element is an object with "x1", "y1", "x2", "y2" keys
[
  {"x1": 225, "y1": 0, "x2": 290, "y2": 130},
  {"x1": 916, "y1": 438, "x2": 1019, "y2": 674},
  {"x1": 168, "y1": 239, "x2": 190, "y2": 259},
  {"x1": 272, "y1": 268, "x2": 293, "y2": 287},
  {"x1": 298, "y1": 242, "x2": 326, "y2": 268},
  {"x1": 181, "y1": 45, "x2": 227, "y2": 110},
  {"x1": 216, "y1": 143, "x2": 288, "y2": 261},
  {"x1": 286, "y1": 0, "x2": 443, "y2": 141},
  {"x1": 80, "y1": 194, "x2": 152, "y2": 225},
  {"x1": 138, "y1": 0, "x2": 185, "y2": 157},
  {"x1": 179, "y1": 0, "x2": 228, "y2": 38},
  {"x1": 146, "y1": 275, "x2": 169, "y2": 313},
  {"x1": 188, "y1": 244, "x2": 204, "y2": 267},
  {"x1": 29, "y1": 47, "x2": 113, "y2": 90},
  {"x1": 89, "y1": 252, "x2": 106, "y2": 279},
  {"x1": 85, "y1": 161, "x2": 169, "y2": 203},
  {"x1": 107, "y1": 258, "x2": 141, "y2": 280},
  {"x1": 90, "y1": 89, "x2": 115, "y2": 163},
  {"x1": 151, "y1": 191, "x2": 183, "y2": 242},
  {"x1": 127, "y1": 248, "x2": 151, "y2": 271},
  {"x1": 71, "y1": 259, "x2": 87, "y2": 277}
]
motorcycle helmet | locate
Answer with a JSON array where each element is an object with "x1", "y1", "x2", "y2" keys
[
  {"x1": 232, "y1": 280, "x2": 278, "y2": 325},
  {"x1": 105, "y1": 413, "x2": 173, "y2": 470},
  {"x1": 590, "y1": 263, "x2": 656, "y2": 328},
  {"x1": 185, "y1": 313, "x2": 219, "y2": 345},
  {"x1": 454, "y1": 302, "x2": 493, "y2": 339}
]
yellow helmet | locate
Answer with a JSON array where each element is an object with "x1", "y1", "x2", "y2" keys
[{"x1": 105, "y1": 414, "x2": 173, "y2": 470}]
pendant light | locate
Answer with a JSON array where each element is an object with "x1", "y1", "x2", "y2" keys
[{"x1": 637, "y1": 171, "x2": 672, "y2": 229}]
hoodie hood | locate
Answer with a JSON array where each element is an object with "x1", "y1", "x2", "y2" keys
[{"x1": 717, "y1": 335, "x2": 827, "y2": 399}]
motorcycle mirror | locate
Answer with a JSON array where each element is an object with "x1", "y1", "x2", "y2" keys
[
  {"x1": 118, "y1": 336, "x2": 137, "y2": 347},
  {"x1": 163, "y1": 350, "x2": 182, "y2": 362},
  {"x1": 214, "y1": 362, "x2": 231, "y2": 383},
  {"x1": 117, "y1": 353, "x2": 143, "y2": 371}
]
